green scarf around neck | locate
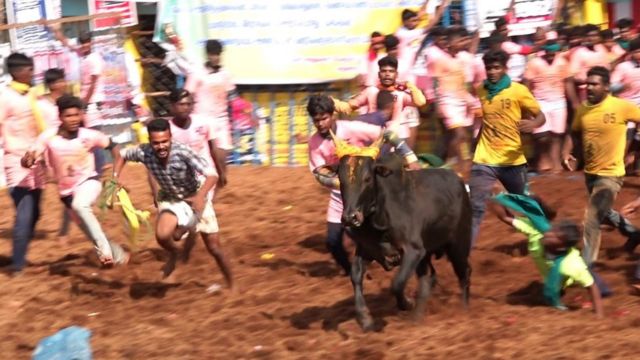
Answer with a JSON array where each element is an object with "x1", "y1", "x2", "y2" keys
[{"x1": 484, "y1": 74, "x2": 512, "y2": 101}]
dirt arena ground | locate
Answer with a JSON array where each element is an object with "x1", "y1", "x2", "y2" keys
[{"x1": 2, "y1": 164, "x2": 640, "y2": 359}]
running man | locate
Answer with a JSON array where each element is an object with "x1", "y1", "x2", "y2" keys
[
  {"x1": 307, "y1": 95, "x2": 420, "y2": 275},
  {"x1": 0, "y1": 53, "x2": 48, "y2": 275},
  {"x1": 563, "y1": 66, "x2": 640, "y2": 268},
  {"x1": 185, "y1": 39, "x2": 236, "y2": 172},
  {"x1": 333, "y1": 56, "x2": 426, "y2": 148},
  {"x1": 523, "y1": 39, "x2": 579, "y2": 173},
  {"x1": 21, "y1": 95, "x2": 128, "y2": 266},
  {"x1": 469, "y1": 50, "x2": 545, "y2": 247},
  {"x1": 112, "y1": 119, "x2": 234, "y2": 289},
  {"x1": 427, "y1": 27, "x2": 477, "y2": 173}
]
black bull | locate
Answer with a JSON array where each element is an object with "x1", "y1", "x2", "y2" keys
[{"x1": 335, "y1": 153, "x2": 471, "y2": 331}]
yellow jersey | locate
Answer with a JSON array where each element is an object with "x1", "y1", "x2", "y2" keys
[
  {"x1": 473, "y1": 82, "x2": 541, "y2": 166},
  {"x1": 572, "y1": 95, "x2": 640, "y2": 177}
]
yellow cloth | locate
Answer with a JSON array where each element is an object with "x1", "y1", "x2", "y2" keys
[
  {"x1": 406, "y1": 82, "x2": 426, "y2": 107},
  {"x1": 572, "y1": 95, "x2": 640, "y2": 177},
  {"x1": 512, "y1": 217, "x2": 594, "y2": 288},
  {"x1": 473, "y1": 83, "x2": 541, "y2": 166},
  {"x1": 9, "y1": 81, "x2": 47, "y2": 134}
]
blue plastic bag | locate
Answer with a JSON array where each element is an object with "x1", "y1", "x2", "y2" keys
[{"x1": 32, "y1": 326, "x2": 92, "y2": 360}]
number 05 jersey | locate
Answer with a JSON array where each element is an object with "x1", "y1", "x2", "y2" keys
[
  {"x1": 572, "y1": 95, "x2": 640, "y2": 177},
  {"x1": 473, "y1": 82, "x2": 541, "y2": 166}
]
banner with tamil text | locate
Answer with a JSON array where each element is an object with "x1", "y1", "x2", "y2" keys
[{"x1": 155, "y1": 0, "x2": 425, "y2": 85}]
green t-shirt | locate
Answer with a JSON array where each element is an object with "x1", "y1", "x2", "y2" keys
[{"x1": 512, "y1": 217, "x2": 594, "y2": 288}]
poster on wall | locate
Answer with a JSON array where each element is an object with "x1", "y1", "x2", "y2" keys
[
  {"x1": 5, "y1": 0, "x2": 66, "y2": 83},
  {"x1": 89, "y1": 0, "x2": 138, "y2": 30},
  {"x1": 154, "y1": 0, "x2": 425, "y2": 84},
  {"x1": 93, "y1": 34, "x2": 135, "y2": 143}
]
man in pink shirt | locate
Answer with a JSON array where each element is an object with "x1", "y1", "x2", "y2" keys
[
  {"x1": 333, "y1": 56, "x2": 426, "y2": 148},
  {"x1": 307, "y1": 95, "x2": 420, "y2": 275},
  {"x1": 39, "y1": 68, "x2": 67, "y2": 129},
  {"x1": 167, "y1": 89, "x2": 226, "y2": 188},
  {"x1": 570, "y1": 24, "x2": 611, "y2": 100},
  {"x1": 51, "y1": 27, "x2": 108, "y2": 174},
  {"x1": 524, "y1": 40, "x2": 580, "y2": 173},
  {"x1": 612, "y1": 37, "x2": 640, "y2": 152},
  {"x1": 599, "y1": 29, "x2": 626, "y2": 63},
  {"x1": 394, "y1": 0, "x2": 450, "y2": 83},
  {"x1": 160, "y1": 89, "x2": 233, "y2": 287},
  {"x1": 38, "y1": 68, "x2": 75, "y2": 241},
  {"x1": 359, "y1": 32, "x2": 386, "y2": 88},
  {"x1": 428, "y1": 27, "x2": 476, "y2": 173},
  {"x1": 22, "y1": 95, "x2": 128, "y2": 266},
  {"x1": 185, "y1": 39, "x2": 237, "y2": 159},
  {"x1": 0, "y1": 53, "x2": 47, "y2": 275}
]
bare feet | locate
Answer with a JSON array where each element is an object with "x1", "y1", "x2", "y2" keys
[{"x1": 161, "y1": 252, "x2": 178, "y2": 282}]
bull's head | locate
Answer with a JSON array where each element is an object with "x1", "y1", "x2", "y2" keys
[{"x1": 331, "y1": 131, "x2": 385, "y2": 227}]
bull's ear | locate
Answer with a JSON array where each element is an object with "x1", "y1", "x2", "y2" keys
[{"x1": 374, "y1": 164, "x2": 393, "y2": 177}]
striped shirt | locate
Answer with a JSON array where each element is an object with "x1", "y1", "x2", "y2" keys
[{"x1": 121, "y1": 142, "x2": 215, "y2": 200}]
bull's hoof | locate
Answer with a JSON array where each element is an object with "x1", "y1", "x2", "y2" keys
[
  {"x1": 357, "y1": 314, "x2": 375, "y2": 332},
  {"x1": 397, "y1": 297, "x2": 414, "y2": 311}
]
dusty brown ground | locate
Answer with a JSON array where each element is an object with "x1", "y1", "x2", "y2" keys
[{"x1": 1, "y1": 165, "x2": 640, "y2": 359}]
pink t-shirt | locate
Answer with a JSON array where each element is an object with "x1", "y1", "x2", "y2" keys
[
  {"x1": 308, "y1": 120, "x2": 383, "y2": 223},
  {"x1": 230, "y1": 97, "x2": 254, "y2": 131},
  {"x1": 429, "y1": 51, "x2": 467, "y2": 98},
  {"x1": 80, "y1": 52, "x2": 105, "y2": 104},
  {"x1": 570, "y1": 46, "x2": 611, "y2": 82},
  {"x1": 35, "y1": 128, "x2": 108, "y2": 196},
  {"x1": 361, "y1": 52, "x2": 384, "y2": 87},
  {"x1": 524, "y1": 55, "x2": 570, "y2": 101},
  {"x1": 421, "y1": 45, "x2": 449, "y2": 100},
  {"x1": 395, "y1": 27, "x2": 425, "y2": 83},
  {"x1": 350, "y1": 86, "x2": 414, "y2": 139},
  {"x1": 185, "y1": 67, "x2": 236, "y2": 121},
  {"x1": 37, "y1": 97, "x2": 61, "y2": 129},
  {"x1": 169, "y1": 115, "x2": 218, "y2": 173},
  {"x1": 0, "y1": 86, "x2": 46, "y2": 189},
  {"x1": 612, "y1": 61, "x2": 640, "y2": 106},
  {"x1": 596, "y1": 44, "x2": 626, "y2": 63},
  {"x1": 457, "y1": 51, "x2": 486, "y2": 87}
]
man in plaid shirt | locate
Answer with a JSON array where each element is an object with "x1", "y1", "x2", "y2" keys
[{"x1": 112, "y1": 118, "x2": 234, "y2": 289}]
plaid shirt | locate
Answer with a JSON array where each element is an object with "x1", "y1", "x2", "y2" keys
[{"x1": 121, "y1": 142, "x2": 215, "y2": 200}]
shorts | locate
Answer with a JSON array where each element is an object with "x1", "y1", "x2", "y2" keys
[
  {"x1": 158, "y1": 197, "x2": 219, "y2": 234},
  {"x1": 401, "y1": 106, "x2": 420, "y2": 129},
  {"x1": 213, "y1": 116, "x2": 233, "y2": 151},
  {"x1": 438, "y1": 98, "x2": 473, "y2": 130},
  {"x1": 534, "y1": 100, "x2": 567, "y2": 135}
]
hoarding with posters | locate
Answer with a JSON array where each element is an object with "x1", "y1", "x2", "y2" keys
[
  {"x1": 5, "y1": 0, "x2": 66, "y2": 83},
  {"x1": 155, "y1": 0, "x2": 425, "y2": 85},
  {"x1": 89, "y1": 0, "x2": 138, "y2": 30},
  {"x1": 464, "y1": 0, "x2": 557, "y2": 37}
]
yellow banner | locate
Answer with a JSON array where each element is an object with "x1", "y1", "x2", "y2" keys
[{"x1": 157, "y1": 0, "x2": 425, "y2": 84}]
